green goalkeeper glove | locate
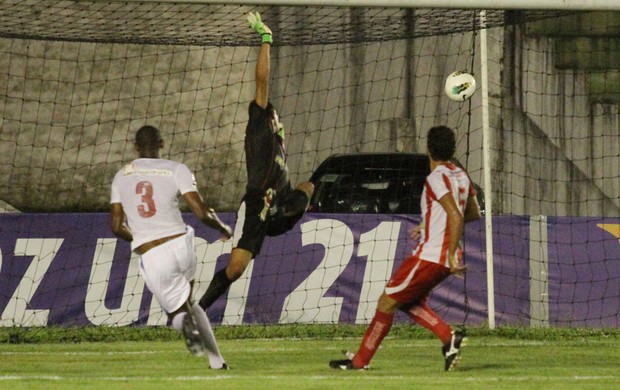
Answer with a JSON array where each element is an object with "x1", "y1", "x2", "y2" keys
[{"x1": 247, "y1": 11, "x2": 272, "y2": 44}]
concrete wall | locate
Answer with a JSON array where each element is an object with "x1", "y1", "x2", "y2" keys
[
  {"x1": 497, "y1": 26, "x2": 619, "y2": 216},
  {"x1": 0, "y1": 26, "x2": 617, "y2": 216}
]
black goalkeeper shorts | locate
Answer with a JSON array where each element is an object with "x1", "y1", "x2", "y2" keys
[
  {"x1": 234, "y1": 188, "x2": 306, "y2": 256},
  {"x1": 234, "y1": 190, "x2": 268, "y2": 257}
]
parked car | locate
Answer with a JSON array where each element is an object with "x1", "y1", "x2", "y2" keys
[{"x1": 308, "y1": 152, "x2": 484, "y2": 214}]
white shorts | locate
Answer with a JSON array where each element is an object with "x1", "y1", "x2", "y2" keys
[{"x1": 138, "y1": 226, "x2": 196, "y2": 314}]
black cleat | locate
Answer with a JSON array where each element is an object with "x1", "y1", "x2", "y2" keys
[
  {"x1": 442, "y1": 331, "x2": 467, "y2": 371},
  {"x1": 329, "y1": 350, "x2": 368, "y2": 370}
]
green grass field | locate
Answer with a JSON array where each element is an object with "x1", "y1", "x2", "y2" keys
[{"x1": 0, "y1": 327, "x2": 618, "y2": 390}]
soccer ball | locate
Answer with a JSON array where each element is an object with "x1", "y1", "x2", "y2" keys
[{"x1": 444, "y1": 71, "x2": 476, "y2": 101}]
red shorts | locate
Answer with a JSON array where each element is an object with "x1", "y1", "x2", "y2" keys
[{"x1": 384, "y1": 255, "x2": 451, "y2": 304}]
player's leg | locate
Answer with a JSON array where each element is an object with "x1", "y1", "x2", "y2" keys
[
  {"x1": 403, "y1": 297, "x2": 468, "y2": 371},
  {"x1": 140, "y1": 245, "x2": 205, "y2": 357},
  {"x1": 174, "y1": 227, "x2": 211, "y2": 357},
  {"x1": 403, "y1": 297, "x2": 452, "y2": 344},
  {"x1": 329, "y1": 292, "x2": 399, "y2": 370},
  {"x1": 355, "y1": 293, "x2": 400, "y2": 369},
  {"x1": 199, "y1": 199, "x2": 264, "y2": 310},
  {"x1": 199, "y1": 202, "x2": 246, "y2": 310},
  {"x1": 198, "y1": 268, "x2": 232, "y2": 310},
  {"x1": 394, "y1": 258, "x2": 452, "y2": 342},
  {"x1": 199, "y1": 247, "x2": 253, "y2": 310},
  {"x1": 168, "y1": 227, "x2": 229, "y2": 368},
  {"x1": 398, "y1": 261, "x2": 465, "y2": 371},
  {"x1": 170, "y1": 310, "x2": 187, "y2": 333},
  {"x1": 330, "y1": 255, "x2": 435, "y2": 370},
  {"x1": 169, "y1": 302, "x2": 205, "y2": 358},
  {"x1": 189, "y1": 302, "x2": 227, "y2": 369}
]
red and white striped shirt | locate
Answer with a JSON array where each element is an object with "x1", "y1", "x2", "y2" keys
[{"x1": 413, "y1": 163, "x2": 475, "y2": 267}]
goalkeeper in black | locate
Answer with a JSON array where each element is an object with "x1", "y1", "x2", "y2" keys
[{"x1": 199, "y1": 12, "x2": 314, "y2": 311}]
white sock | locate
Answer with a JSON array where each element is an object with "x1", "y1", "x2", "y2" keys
[
  {"x1": 191, "y1": 302, "x2": 225, "y2": 369},
  {"x1": 171, "y1": 312, "x2": 186, "y2": 333}
]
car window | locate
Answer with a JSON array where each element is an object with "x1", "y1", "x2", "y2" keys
[
  {"x1": 310, "y1": 159, "x2": 428, "y2": 214},
  {"x1": 309, "y1": 153, "x2": 484, "y2": 215}
]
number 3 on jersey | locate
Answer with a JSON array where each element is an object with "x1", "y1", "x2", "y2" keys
[{"x1": 136, "y1": 181, "x2": 157, "y2": 218}]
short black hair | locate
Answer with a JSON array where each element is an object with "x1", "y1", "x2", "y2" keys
[
  {"x1": 135, "y1": 125, "x2": 162, "y2": 151},
  {"x1": 427, "y1": 125, "x2": 456, "y2": 161}
]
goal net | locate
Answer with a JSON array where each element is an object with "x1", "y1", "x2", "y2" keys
[{"x1": 0, "y1": 1, "x2": 618, "y2": 331}]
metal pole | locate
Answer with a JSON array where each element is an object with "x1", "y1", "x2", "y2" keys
[{"x1": 479, "y1": 10, "x2": 496, "y2": 329}]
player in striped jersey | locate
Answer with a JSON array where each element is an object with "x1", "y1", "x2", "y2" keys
[{"x1": 329, "y1": 125, "x2": 481, "y2": 371}]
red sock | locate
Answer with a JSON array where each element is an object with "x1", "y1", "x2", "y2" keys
[
  {"x1": 352, "y1": 310, "x2": 393, "y2": 368},
  {"x1": 407, "y1": 302, "x2": 452, "y2": 344}
]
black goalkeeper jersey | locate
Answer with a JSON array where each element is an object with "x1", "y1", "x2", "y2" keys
[{"x1": 244, "y1": 101, "x2": 291, "y2": 196}]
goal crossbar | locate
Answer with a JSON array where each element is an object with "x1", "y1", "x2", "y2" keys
[{"x1": 119, "y1": 0, "x2": 620, "y2": 11}]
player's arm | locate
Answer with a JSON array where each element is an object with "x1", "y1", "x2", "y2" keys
[
  {"x1": 248, "y1": 12, "x2": 272, "y2": 109},
  {"x1": 438, "y1": 193, "x2": 466, "y2": 276},
  {"x1": 254, "y1": 42, "x2": 270, "y2": 109},
  {"x1": 464, "y1": 193, "x2": 481, "y2": 223},
  {"x1": 110, "y1": 203, "x2": 133, "y2": 242},
  {"x1": 183, "y1": 191, "x2": 233, "y2": 239}
]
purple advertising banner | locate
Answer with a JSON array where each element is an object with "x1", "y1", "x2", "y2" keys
[{"x1": 0, "y1": 213, "x2": 618, "y2": 327}]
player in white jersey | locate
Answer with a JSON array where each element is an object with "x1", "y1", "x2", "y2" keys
[
  {"x1": 330, "y1": 125, "x2": 481, "y2": 372},
  {"x1": 110, "y1": 125, "x2": 233, "y2": 369}
]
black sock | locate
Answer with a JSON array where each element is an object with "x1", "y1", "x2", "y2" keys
[{"x1": 199, "y1": 269, "x2": 233, "y2": 310}]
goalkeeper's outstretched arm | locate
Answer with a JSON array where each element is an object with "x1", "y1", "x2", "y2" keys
[{"x1": 248, "y1": 12, "x2": 272, "y2": 109}]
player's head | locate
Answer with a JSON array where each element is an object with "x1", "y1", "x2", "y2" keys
[
  {"x1": 135, "y1": 125, "x2": 163, "y2": 157},
  {"x1": 427, "y1": 125, "x2": 456, "y2": 162}
]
